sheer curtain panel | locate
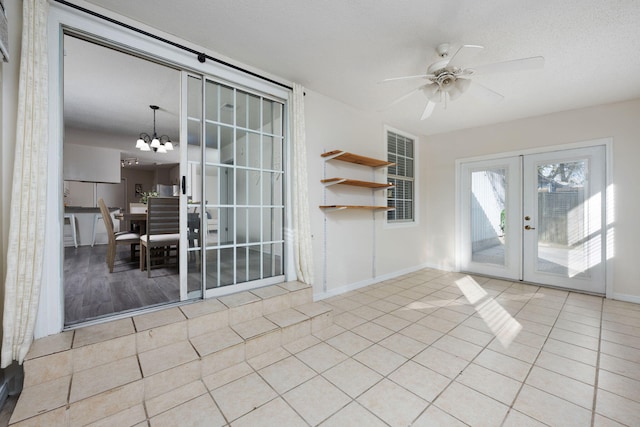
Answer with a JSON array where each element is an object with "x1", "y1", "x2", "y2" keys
[
  {"x1": 1, "y1": 0, "x2": 49, "y2": 367},
  {"x1": 290, "y1": 84, "x2": 314, "y2": 284}
]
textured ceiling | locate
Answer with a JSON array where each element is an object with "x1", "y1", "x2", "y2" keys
[{"x1": 78, "y1": 0, "x2": 640, "y2": 137}]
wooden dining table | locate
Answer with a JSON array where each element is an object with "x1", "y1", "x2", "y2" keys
[{"x1": 114, "y1": 212, "x2": 147, "y2": 236}]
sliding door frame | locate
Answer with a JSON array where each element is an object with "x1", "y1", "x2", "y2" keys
[{"x1": 39, "y1": 3, "x2": 295, "y2": 338}]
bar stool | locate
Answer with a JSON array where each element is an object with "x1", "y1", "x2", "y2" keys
[
  {"x1": 63, "y1": 213, "x2": 78, "y2": 248},
  {"x1": 91, "y1": 214, "x2": 103, "y2": 247}
]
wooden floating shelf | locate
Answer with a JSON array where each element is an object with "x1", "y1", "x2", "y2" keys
[
  {"x1": 321, "y1": 178, "x2": 394, "y2": 189},
  {"x1": 321, "y1": 150, "x2": 395, "y2": 168},
  {"x1": 319, "y1": 205, "x2": 395, "y2": 212}
]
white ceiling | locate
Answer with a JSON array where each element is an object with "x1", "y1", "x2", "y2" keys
[{"x1": 77, "y1": 0, "x2": 640, "y2": 137}]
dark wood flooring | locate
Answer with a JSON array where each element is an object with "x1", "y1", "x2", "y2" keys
[
  {"x1": 64, "y1": 244, "x2": 180, "y2": 326},
  {"x1": 64, "y1": 243, "x2": 283, "y2": 326}
]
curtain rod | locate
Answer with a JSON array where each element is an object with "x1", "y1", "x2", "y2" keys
[{"x1": 53, "y1": 0, "x2": 293, "y2": 92}]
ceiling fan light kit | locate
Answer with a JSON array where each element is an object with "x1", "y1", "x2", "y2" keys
[{"x1": 383, "y1": 43, "x2": 544, "y2": 120}]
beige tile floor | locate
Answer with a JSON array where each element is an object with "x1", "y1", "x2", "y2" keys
[{"x1": 10, "y1": 269, "x2": 640, "y2": 426}]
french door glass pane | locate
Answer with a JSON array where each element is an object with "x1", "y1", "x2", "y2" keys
[
  {"x1": 471, "y1": 168, "x2": 507, "y2": 266},
  {"x1": 535, "y1": 160, "x2": 589, "y2": 277}
]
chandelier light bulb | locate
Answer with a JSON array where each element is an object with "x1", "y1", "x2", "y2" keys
[
  {"x1": 150, "y1": 137, "x2": 160, "y2": 149},
  {"x1": 135, "y1": 138, "x2": 145, "y2": 148},
  {"x1": 140, "y1": 142, "x2": 151, "y2": 151},
  {"x1": 157, "y1": 144, "x2": 167, "y2": 154},
  {"x1": 164, "y1": 141, "x2": 174, "y2": 151}
]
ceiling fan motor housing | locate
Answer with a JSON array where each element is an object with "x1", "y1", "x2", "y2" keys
[{"x1": 436, "y1": 71, "x2": 457, "y2": 91}]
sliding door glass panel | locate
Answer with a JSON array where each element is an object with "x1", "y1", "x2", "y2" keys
[
  {"x1": 470, "y1": 168, "x2": 507, "y2": 266},
  {"x1": 196, "y1": 78, "x2": 285, "y2": 292}
]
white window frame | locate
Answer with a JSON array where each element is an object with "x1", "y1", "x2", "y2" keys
[{"x1": 385, "y1": 126, "x2": 418, "y2": 226}]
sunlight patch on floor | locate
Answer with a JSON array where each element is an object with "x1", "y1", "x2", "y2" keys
[{"x1": 456, "y1": 275, "x2": 522, "y2": 347}]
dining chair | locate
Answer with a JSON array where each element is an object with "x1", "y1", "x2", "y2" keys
[
  {"x1": 140, "y1": 197, "x2": 180, "y2": 277},
  {"x1": 98, "y1": 198, "x2": 140, "y2": 273}
]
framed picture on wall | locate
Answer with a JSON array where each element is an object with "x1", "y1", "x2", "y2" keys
[{"x1": 135, "y1": 183, "x2": 142, "y2": 196}]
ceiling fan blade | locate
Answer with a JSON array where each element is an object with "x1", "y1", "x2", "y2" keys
[
  {"x1": 467, "y1": 80, "x2": 504, "y2": 104},
  {"x1": 471, "y1": 56, "x2": 545, "y2": 74},
  {"x1": 447, "y1": 44, "x2": 484, "y2": 69},
  {"x1": 380, "y1": 74, "x2": 430, "y2": 83},
  {"x1": 421, "y1": 101, "x2": 435, "y2": 120},
  {"x1": 382, "y1": 87, "x2": 423, "y2": 110}
]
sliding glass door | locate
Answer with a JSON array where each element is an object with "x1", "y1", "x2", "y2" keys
[{"x1": 183, "y1": 73, "x2": 285, "y2": 297}]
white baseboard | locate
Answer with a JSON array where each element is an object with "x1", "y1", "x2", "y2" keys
[
  {"x1": 610, "y1": 292, "x2": 640, "y2": 304},
  {"x1": 314, "y1": 262, "x2": 442, "y2": 300}
]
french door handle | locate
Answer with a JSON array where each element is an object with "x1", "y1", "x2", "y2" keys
[{"x1": 524, "y1": 225, "x2": 536, "y2": 230}]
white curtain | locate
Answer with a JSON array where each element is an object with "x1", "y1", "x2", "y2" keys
[
  {"x1": 290, "y1": 84, "x2": 314, "y2": 284},
  {"x1": 2, "y1": 0, "x2": 49, "y2": 368}
]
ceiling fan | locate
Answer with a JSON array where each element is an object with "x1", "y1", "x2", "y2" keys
[{"x1": 383, "y1": 43, "x2": 544, "y2": 120}]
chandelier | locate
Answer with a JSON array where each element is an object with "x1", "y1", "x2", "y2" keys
[{"x1": 135, "y1": 105, "x2": 174, "y2": 153}]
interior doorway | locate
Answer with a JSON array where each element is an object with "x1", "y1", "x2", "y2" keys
[{"x1": 458, "y1": 145, "x2": 607, "y2": 293}]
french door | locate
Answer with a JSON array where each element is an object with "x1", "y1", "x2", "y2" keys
[{"x1": 459, "y1": 145, "x2": 606, "y2": 293}]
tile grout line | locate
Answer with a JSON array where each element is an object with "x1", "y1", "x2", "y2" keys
[{"x1": 590, "y1": 297, "x2": 605, "y2": 427}]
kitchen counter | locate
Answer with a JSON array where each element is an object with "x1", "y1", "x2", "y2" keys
[{"x1": 64, "y1": 206, "x2": 119, "y2": 213}]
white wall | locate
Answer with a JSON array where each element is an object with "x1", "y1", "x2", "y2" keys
[
  {"x1": 424, "y1": 98, "x2": 640, "y2": 301},
  {"x1": 305, "y1": 90, "x2": 430, "y2": 298}
]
